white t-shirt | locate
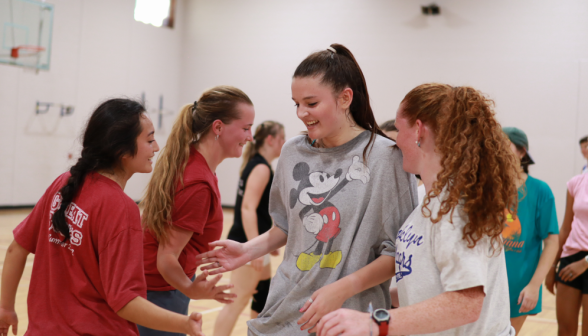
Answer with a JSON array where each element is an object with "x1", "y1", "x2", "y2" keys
[
  {"x1": 417, "y1": 183, "x2": 426, "y2": 204},
  {"x1": 395, "y1": 194, "x2": 513, "y2": 336}
]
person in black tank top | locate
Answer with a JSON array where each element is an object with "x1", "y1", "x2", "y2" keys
[
  {"x1": 227, "y1": 153, "x2": 273, "y2": 243},
  {"x1": 213, "y1": 121, "x2": 285, "y2": 336}
]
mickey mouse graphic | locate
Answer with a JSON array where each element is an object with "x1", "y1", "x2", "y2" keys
[{"x1": 289, "y1": 155, "x2": 370, "y2": 271}]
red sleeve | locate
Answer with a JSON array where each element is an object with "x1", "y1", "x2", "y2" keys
[
  {"x1": 99, "y1": 206, "x2": 147, "y2": 312},
  {"x1": 14, "y1": 174, "x2": 67, "y2": 254},
  {"x1": 172, "y1": 183, "x2": 212, "y2": 235},
  {"x1": 13, "y1": 207, "x2": 45, "y2": 254}
]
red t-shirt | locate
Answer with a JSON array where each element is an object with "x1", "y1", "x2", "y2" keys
[
  {"x1": 13, "y1": 172, "x2": 146, "y2": 336},
  {"x1": 143, "y1": 149, "x2": 224, "y2": 291}
]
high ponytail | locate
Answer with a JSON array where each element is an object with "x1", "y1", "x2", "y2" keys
[
  {"x1": 293, "y1": 43, "x2": 387, "y2": 161},
  {"x1": 52, "y1": 98, "x2": 145, "y2": 241},
  {"x1": 141, "y1": 85, "x2": 252, "y2": 243},
  {"x1": 240, "y1": 120, "x2": 284, "y2": 174}
]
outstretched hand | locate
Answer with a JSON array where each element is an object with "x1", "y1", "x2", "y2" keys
[
  {"x1": 0, "y1": 307, "x2": 18, "y2": 336},
  {"x1": 186, "y1": 270, "x2": 236, "y2": 304},
  {"x1": 197, "y1": 240, "x2": 250, "y2": 275}
]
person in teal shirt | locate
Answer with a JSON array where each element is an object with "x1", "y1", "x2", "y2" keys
[{"x1": 503, "y1": 127, "x2": 560, "y2": 335}]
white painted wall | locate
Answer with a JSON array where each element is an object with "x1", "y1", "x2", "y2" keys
[
  {"x1": 179, "y1": 0, "x2": 588, "y2": 221},
  {"x1": 0, "y1": 0, "x2": 184, "y2": 205},
  {"x1": 2, "y1": 0, "x2": 588, "y2": 224}
]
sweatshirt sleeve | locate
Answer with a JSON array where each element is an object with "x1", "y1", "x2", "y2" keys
[
  {"x1": 268, "y1": 143, "x2": 292, "y2": 235},
  {"x1": 378, "y1": 150, "x2": 419, "y2": 257}
]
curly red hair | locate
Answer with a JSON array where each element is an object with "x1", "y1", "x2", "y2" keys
[{"x1": 401, "y1": 83, "x2": 519, "y2": 251}]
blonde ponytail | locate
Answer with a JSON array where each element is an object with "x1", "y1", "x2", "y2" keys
[
  {"x1": 239, "y1": 121, "x2": 284, "y2": 174},
  {"x1": 141, "y1": 86, "x2": 252, "y2": 243},
  {"x1": 240, "y1": 141, "x2": 256, "y2": 175},
  {"x1": 141, "y1": 104, "x2": 195, "y2": 242}
]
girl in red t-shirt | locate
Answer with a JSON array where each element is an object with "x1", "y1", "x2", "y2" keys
[
  {"x1": 140, "y1": 86, "x2": 255, "y2": 336},
  {"x1": 0, "y1": 99, "x2": 204, "y2": 336}
]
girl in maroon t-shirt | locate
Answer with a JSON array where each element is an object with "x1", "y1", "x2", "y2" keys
[
  {"x1": 140, "y1": 86, "x2": 255, "y2": 336},
  {"x1": 0, "y1": 99, "x2": 204, "y2": 336}
]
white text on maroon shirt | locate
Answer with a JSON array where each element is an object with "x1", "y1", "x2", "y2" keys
[{"x1": 47, "y1": 192, "x2": 87, "y2": 253}]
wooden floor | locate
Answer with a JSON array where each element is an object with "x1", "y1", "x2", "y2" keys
[{"x1": 0, "y1": 208, "x2": 579, "y2": 335}]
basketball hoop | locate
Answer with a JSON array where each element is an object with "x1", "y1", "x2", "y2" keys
[{"x1": 10, "y1": 45, "x2": 46, "y2": 58}]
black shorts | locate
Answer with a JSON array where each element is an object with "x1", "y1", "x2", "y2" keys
[{"x1": 556, "y1": 251, "x2": 588, "y2": 294}]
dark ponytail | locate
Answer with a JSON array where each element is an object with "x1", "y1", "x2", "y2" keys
[
  {"x1": 52, "y1": 98, "x2": 145, "y2": 241},
  {"x1": 293, "y1": 43, "x2": 386, "y2": 160}
]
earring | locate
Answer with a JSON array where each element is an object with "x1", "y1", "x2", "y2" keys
[
  {"x1": 215, "y1": 134, "x2": 219, "y2": 141},
  {"x1": 416, "y1": 140, "x2": 421, "y2": 147}
]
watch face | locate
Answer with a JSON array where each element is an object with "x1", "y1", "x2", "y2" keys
[{"x1": 373, "y1": 308, "x2": 390, "y2": 322}]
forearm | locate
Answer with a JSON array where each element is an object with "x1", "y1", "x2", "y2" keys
[
  {"x1": 555, "y1": 227, "x2": 571, "y2": 265},
  {"x1": 529, "y1": 235, "x2": 559, "y2": 287},
  {"x1": 387, "y1": 288, "x2": 483, "y2": 335},
  {"x1": 243, "y1": 226, "x2": 287, "y2": 261},
  {"x1": 117, "y1": 296, "x2": 188, "y2": 334},
  {"x1": 337, "y1": 255, "x2": 395, "y2": 299},
  {"x1": 157, "y1": 254, "x2": 193, "y2": 294},
  {"x1": 241, "y1": 207, "x2": 260, "y2": 242},
  {"x1": 556, "y1": 192, "x2": 575, "y2": 265},
  {"x1": 1, "y1": 241, "x2": 29, "y2": 310}
]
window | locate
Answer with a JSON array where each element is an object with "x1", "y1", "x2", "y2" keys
[{"x1": 134, "y1": 0, "x2": 175, "y2": 28}]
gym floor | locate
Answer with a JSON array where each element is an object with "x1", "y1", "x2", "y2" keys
[{"x1": 0, "y1": 208, "x2": 578, "y2": 335}]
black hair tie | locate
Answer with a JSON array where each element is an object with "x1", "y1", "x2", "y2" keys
[{"x1": 192, "y1": 101, "x2": 198, "y2": 112}]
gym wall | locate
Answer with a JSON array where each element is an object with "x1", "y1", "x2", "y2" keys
[
  {"x1": 0, "y1": 0, "x2": 185, "y2": 206},
  {"x1": 180, "y1": 0, "x2": 588, "y2": 222},
  {"x1": 2, "y1": 0, "x2": 587, "y2": 225}
]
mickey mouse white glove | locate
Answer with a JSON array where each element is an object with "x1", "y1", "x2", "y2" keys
[
  {"x1": 304, "y1": 213, "x2": 324, "y2": 234},
  {"x1": 346, "y1": 155, "x2": 371, "y2": 184}
]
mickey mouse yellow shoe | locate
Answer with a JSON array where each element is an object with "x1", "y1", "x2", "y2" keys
[
  {"x1": 296, "y1": 252, "x2": 322, "y2": 271},
  {"x1": 319, "y1": 251, "x2": 342, "y2": 269}
]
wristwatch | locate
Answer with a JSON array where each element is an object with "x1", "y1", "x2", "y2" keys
[
  {"x1": 371, "y1": 308, "x2": 390, "y2": 336},
  {"x1": 584, "y1": 255, "x2": 588, "y2": 264}
]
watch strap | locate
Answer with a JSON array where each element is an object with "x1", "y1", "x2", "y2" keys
[{"x1": 379, "y1": 320, "x2": 388, "y2": 336}]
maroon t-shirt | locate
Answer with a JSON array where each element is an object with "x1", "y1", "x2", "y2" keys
[
  {"x1": 13, "y1": 172, "x2": 146, "y2": 336},
  {"x1": 143, "y1": 149, "x2": 224, "y2": 291}
]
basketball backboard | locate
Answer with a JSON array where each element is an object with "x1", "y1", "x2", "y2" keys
[{"x1": 0, "y1": 0, "x2": 53, "y2": 70}]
